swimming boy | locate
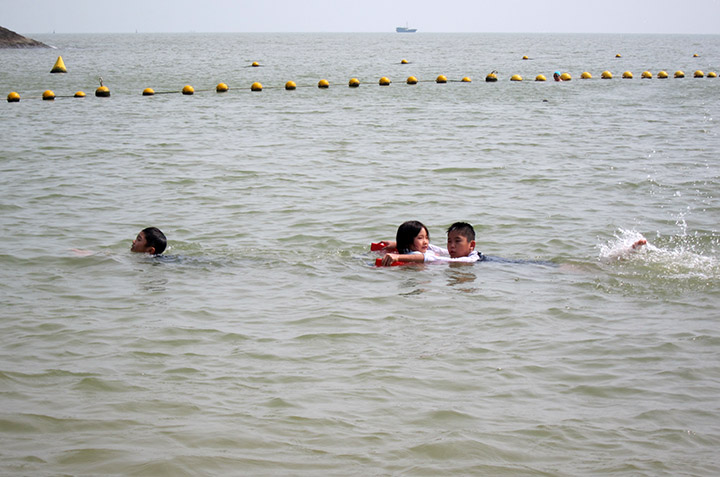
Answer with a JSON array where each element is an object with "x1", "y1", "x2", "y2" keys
[
  {"x1": 380, "y1": 222, "x2": 483, "y2": 266},
  {"x1": 131, "y1": 227, "x2": 167, "y2": 255}
]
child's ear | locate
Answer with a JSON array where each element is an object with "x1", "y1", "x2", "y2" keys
[
  {"x1": 147, "y1": 246, "x2": 156, "y2": 255},
  {"x1": 469, "y1": 240, "x2": 476, "y2": 251}
]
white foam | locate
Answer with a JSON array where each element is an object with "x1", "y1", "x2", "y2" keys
[
  {"x1": 599, "y1": 228, "x2": 719, "y2": 280},
  {"x1": 599, "y1": 228, "x2": 651, "y2": 261}
]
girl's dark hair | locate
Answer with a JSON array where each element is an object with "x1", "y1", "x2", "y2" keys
[
  {"x1": 143, "y1": 227, "x2": 167, "y2": 255},
  {"x1": 396, "y1": 220, "x2": 429, "y2": 254}
]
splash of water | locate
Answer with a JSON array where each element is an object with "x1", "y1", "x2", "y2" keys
[
  {"x1": 598, "y1": 228, "x2": 719, "y2": 281},
  {"x1": 599, "y1": 229, "x2": 652, "y2": 261}
]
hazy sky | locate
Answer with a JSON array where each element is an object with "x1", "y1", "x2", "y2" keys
[{"x1": 3, "y1": 0, "x2": 719, "y2": 34}]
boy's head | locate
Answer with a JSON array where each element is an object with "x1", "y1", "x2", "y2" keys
[
  {"x1": 446, "y1": 222, "x2": 476, "y2": 258},
  {"x1": 131, "y1": 227, "x2": 167, "y2": 255}
]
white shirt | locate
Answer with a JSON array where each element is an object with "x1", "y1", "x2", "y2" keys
[{"x1": 423, "y1": 244, "x2": 483, "y2": 263}]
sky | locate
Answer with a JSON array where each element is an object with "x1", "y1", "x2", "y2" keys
[{"x1": 2, "y1": 0, "x2": 719, "y2": 34}]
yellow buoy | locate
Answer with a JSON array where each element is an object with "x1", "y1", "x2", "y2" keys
[
  {"x1": 74, "y1": 91, "x2": 86, "y2": 98},
  {"x1": 601, "y1": 71, "x2": 613, "y2": 79},
  {"x1": 142, "y1": 88, "x2": 155, "y2": 96},
  {"x1": 182, "y1": 85, "x2": 194, "y2": 95},
  {"x1": 693, "y1": 53, "x2": 699, "y2": 57},
  {"x1": 406, "y1": 76, "x2": 418, "y2": 85},
  {"x1": 641, "y1": 71, "x2": 652, "y2": 79},
  {"x1": 216, "y1": 83, "x2": 229, "y2": 92},
  {"x1": 95, "y1": 86, "x2": 110, "y2": 97},
  {"x1": 42, "y1": 90, "x2": 55, "y2": 100},
  {"x1": 318, "y1": 79, "x2": 329, "y2": 89},
  {"x1": 657, "y1": 70, "x2": 669, "y2": 79},
  {"x1": 285, "y1": 81, "x2": 297, "y2": 90},
  {"x1": 50, "y1": 56, "x2": 67, "y2": 73},
  {"x1": 401, "y1": 59, "x2": 408, "y2": 64},
  {"x1": 7, "y1": 91, "x2": 20, "y2": 102},
  {"x1": 615, "y1": 53, "x2": 622, "y2": 58},
  {"x1": 251, "y1": 61, "x2": 260, "y2": 67},
  {"x1": 522, "y1": 55, "x2": 529, "y2": 60},
  {"x1": 348, "y1": 78, "x2": 360, "y2": 88},
  {"x1": 535, "y1": 74, "x2": 546, "y2": 81},
  {"x1": 250, "y1": 82, "x2": 262, "y2": 91},
  {"x1": 461, "y1": 76, "x2": 471, "y2": 82},
  {"x1": 675, "y1": 70, "x2": 685, "y2": 78},
  {"x1": 436, "y1": 75, "x2": 447, "y2": 83},
  {"x1": 485, "y1": 72, "x2": 498, "y2": 82},
  {"x1": 379, "y1": 76, "x2": 391, "y2": 86},
  {"x1": 581, "y1": 71, "x2": 592, "y2": 79},
  {"x1": 510, "y1": 74, "x2": 522, "y2": 81},
  {"x1": 694, "y1": 70, "x2": 704, "y2": 78},
  {"x1": 622, "y1": 71, "x2": 633, "y2": 79},
  {"x1": 560, "y1": 72, "x2": 572, "y2": 81},
  {"x1": 707, "y1": 72, "x2": 717, "y2": 78}
]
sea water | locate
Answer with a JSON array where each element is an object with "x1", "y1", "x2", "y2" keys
[{"x1": 1, "y1": 33, "x2": 719, "y2": 476}]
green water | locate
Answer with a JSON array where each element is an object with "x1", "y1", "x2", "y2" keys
[{"x1": 1, "y1": 33, "x2": 719, "y2": 475}]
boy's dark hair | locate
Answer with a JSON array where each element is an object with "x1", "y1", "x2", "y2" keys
[
  {"x1": 447, "y1": 222, "x2": 475, "y2": 242},
  {"x1": 396, "y1": 220, "x2": 429, "y2": 254},
  {"x1": 143, "y1": 227, "x2": 167, "y2": 255}
]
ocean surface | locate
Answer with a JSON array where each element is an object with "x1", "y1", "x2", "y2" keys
[{"x1": 1, "y1": 32, "x2": 719, "y2": 476}]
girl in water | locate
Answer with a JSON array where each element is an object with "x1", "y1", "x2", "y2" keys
[{"x1": 377, "y1": 220, "x2": 431, "y2": 266}]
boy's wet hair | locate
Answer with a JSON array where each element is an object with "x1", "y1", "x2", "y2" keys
[
  {"x1": 143, "y1": 227, "x2": 167, "y2": 255},
  {"x1": 447, "y1": 222, "x2": 475, "y2": 242},
  {"x1": 396, "y1": 220, "x2": 429, "y2": 254}
]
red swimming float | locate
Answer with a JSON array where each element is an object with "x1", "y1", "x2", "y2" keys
[
  {"x1": 371, "y1": 242, "x2": 411, "y2": 267},
  {"x1": 370, "y1": 241, "x2": 396, "y2": 252},
  {"x1": 374, "y1": 258, "x2": 411, "y2": 267}
]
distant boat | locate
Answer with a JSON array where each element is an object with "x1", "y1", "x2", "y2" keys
[{"x1": 396, "y1": 25, "x2": 417, "y2": 33}]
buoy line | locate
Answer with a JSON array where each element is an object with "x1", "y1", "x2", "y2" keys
[
  {"x1": 9, "y1": 52, "x2": 716, "y2": 103},
  {"x1": 7, "y1": 70, "x2": 717, "y2": 103}
]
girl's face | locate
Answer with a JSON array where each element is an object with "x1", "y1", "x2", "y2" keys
[{"x1": 411, "y1": 228, "x2": 430, "y2": 253}]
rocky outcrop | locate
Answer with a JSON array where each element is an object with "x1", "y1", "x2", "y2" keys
[{"x1": 0, "y1": 26, "x2": 49, "y2": 48}]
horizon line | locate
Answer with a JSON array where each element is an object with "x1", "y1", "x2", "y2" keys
[{"x1": 20, "y1": 30, "x2": 720, "y2": 36}]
